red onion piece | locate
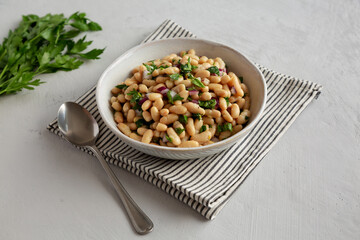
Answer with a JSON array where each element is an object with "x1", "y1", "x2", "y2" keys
[
  {"x1": 212, "y1": 97, "x2": 219, "y2": 109},
  {"x1": 191, "y1": 99, "x2": 199, "y2": 104},
  {"x1": 138, "y1": 96, "x2": 148, "y2": 105},
  {"x1": 162, "y1": 135, "x2": 168, "y2": 143},
  {"x1": 143, "y1": 70, "x2": 152, "y2": 79},
  {"x1": 189, "y1": 90, "x2": 199, "y2": 96},
  {"x1": 231, "y1": 87, "x2": 236, "y2": 95},
  {"x1": 157, "y1": 86, "x2": 167, "y2": 92}
]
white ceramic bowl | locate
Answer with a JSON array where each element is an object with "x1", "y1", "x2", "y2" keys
[{"x1": 96, "y1": 38, "x2": 266, "y2": 160}]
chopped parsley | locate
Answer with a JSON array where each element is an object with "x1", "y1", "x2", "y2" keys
[
  {"x1": 165, "y1": 134, "x2": 173, "y2": 143},
  {"x1": 208, "y1": 66, "x2": 220, "y2": 75},
  {"x1": 116, "y1": 84, "x2": 128, "y2": 90},
  {"x1": 187, "y1": 87, "x2": 196, "y2": 91},
  {"x1": 224, "y1": 97, "x2": 230, "y2": 106},
  {"x1": 245, "y1": 116, "x2": 249, "y2": 121},
  {"x1": 243, "y1": 93, "x2": 247, "y2": 98},
  {"x1": 143, "y1": 61, "x2": 157, "y2": 75},
  {"x1": 175, "y1": 128, "x2": 185, "y2": 135},
  {"x1": 159, "y1": 65, "x2": 169, "y2": 70},
  {"x1": 170, "y1": 73, "x2": 181, "y2": 80},
  {"x1": 167, "y1": 91, "x2": 184, "y2": 104},
  {"x1": 135, "y1": 119, "x2": 146, "y2": 128},
  {"x1": 209, "y1": 125, "x2": 213, "y2": 128},
  {"x1": 198, "y1": 99, "x2": 217, "y2": 109},
  {"x1": 217, "y1": 123, "x2": 233, "y2": 132},
  {"x1": 127, "y1": 89, "x2": 142, "y2": 103},
  {"x1": 190, "y1": 76, "x2": 205, "y2": 88},
  {"x1": 192, "y1": 113, "x2": 202, "y2": 120},
  {"x1": 199, "y1": 125, "x2": 207, "y2": 133},
  {"x1": 179, "y1": 115, "x2": 188, "y2": 125},
  {"x1": 180, "y1": 58, "x2": 197, "y2": 75}
]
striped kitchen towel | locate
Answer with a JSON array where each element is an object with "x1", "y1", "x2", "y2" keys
[{"x1": 47, "y1": 20, "x2": 322, "y2": 220}]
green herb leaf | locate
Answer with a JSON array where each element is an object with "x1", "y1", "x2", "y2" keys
[
  {"x1": 78, "y1": 48, "x2": 104, "y2": 59},
  {"x1": 173, "y1": 94, "x2": 184, "y2": 102},
  {"x1": 175, "y1": 128, "x2": 185, "y2": 135},
  {"x1": 179, "y1": 115, "x2": 188, "y2": 125},
  {"x1": 239, "y1": 76, "x2": 243, "y2": 83},
  {"x1": 167, "y1": 90, "x2": 183, "y2": 104},
  {"x1": 0, "y1": 12, "x2": 104, "y2": 96},
  {"x1": 143, "y1": 61, "x2": 157, "y2": 75},
  {"x1": 217, "y1": 123, "x2": 233, "y2": 132},
  {"x1": 180, "y1": 57, "x2": 197, "y2": 75},
  {"x1": 159, "y1": 65, "x2": 169, "y2": 70},
  {"x1": 190, "y1": 77, "x2": 205, "y2": 88},
  {"x1": 165, "y1": 134, "x2": 173, "y2": 143},
  {"x1": 198, "y1": 99, "x2": 217, "y2": 109},
  {"x1": 127, "y1": 89, "x2": 142, "y2": 103},
  {"x1": 208, "y1": 66, "x2": 220, "y2": 75},
  {"x1": 245, "y1": 116, "x2": 249, "y2": 121},
  {"x1": 192, "y1": 113, "x2": 202, "y2": 120},
  {"x1": 116, "y1": 84, "x2": 128, "y2": 90},
  {"x1": 135, "y1": 119, "x2": 146, "y2": 128},
  {"x1": 199, "y1": 125, "x2": 207, "y2": 133},
  {"x1": 169, "y1": 73, "x2": 180, "y2": 80},
  {"x1": 224, "y1": 97, "x2": 230, "y2": 106}
]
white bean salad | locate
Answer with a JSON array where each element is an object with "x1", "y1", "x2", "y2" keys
[{"x1": 110, "y1": 49, "x2": 251, "y2": 148}]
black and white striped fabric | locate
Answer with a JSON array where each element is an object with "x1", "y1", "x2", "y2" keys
[{"x1": 47, "y1": 20, "x2": 322, "y2": 220}]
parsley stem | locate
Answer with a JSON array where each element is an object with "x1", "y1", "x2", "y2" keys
[{"x1": 0, "y1": 64, "x2": 8, "y2": 82}]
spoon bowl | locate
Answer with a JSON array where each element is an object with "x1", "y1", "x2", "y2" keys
[
  {"x1": 58, "y1": 102, "x2": 99, "y2": 146},
  {"x1": 57, "y1": 102, "x2": 153, "y2": 235}
]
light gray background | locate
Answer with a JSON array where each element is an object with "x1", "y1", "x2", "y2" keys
[{"x1": 0, "y1": 0, "x2": 359, "y2": 239}]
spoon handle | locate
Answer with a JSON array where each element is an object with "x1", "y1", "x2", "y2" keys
[{"x1": 88, "y1": 145, "x2": 154, "y2": 235}]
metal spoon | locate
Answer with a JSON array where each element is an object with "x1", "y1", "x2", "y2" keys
[{"x1": 57, "y1": 102, "x2": 153, "y2": 235}]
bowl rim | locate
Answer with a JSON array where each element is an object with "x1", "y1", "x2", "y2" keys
[{"x1": 96, "y1": 37, "x2": 267, "y2": 152}]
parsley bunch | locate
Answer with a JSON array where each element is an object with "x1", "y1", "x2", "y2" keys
[{"x1": 0, "y1": 12, "x2": 104, "y2": 96}]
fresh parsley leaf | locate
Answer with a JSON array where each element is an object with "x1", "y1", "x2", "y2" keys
[
  {"x1": 224, "y1": 97, "x2": 230, "y2": 106},
  {"x1": 198, "y1": 99, "x2": 217, "y2": 109},
  {"x1": 0, "y1": 12, "x2": 104, "y2": 96},
  {"x1": 191, "y1": 77, "x2": 205, "y2": 88},
  {"x1": 159, "y1": 65, "x2": 169, "y2": 70},
  {"x1": 175, "y1": 128, "x2": 185, "y2": 135},
  {"x1": 116, "y1": 84, "x2": 128, "y2": 90},
  {"x1": 180, "y1": 57, "x2": 197, "y2": 75},
  {"x1": 167, "y1": 91, "x2": 183, "y2": 104},
  {"x1": 187, "y1": 87, "x2": 196, "y2": 91},
  {"x1": 173, "y1": 94, "x2": 184, "y2": 102},
  {"x1": 78, "y1": 48, "x2": 105, "y2": 59},
  {"x1": 170, "y1": 73, "x2": 181, "y2": 80},
  {"x1": 208, "y1": 66, "x2": 220, "y2": 75},
  {"x1": 192, "y1": 113, "x2": 202, "y2": 120},
  {"x1": 217, "y1": 123, "x2": 233, "y2": 132},
  {"x1": 209, "y1": 124, "x2": 212, "y2": 128},
  {"x1": 166, "y1": 91, "x2": 173, "y2": 103},
  {"x1": 179, "y1": 115, "x2": 188, "y2": 125},
  {"x1": 187, "y1": 96, "x2": 192, "y2": 101},
  {"x1": 127, "y1": 89, "x2": 142, "y2": 103},
  {"x1": 245, "y1": 116, "x2": 249, "y2": 121},
  {"x1": 165, "y1": 134, "x2": 173, "y2": 143},
  {"x1": 135, "y1": 119, "x2": 146, "y2": 128},
  {"x1": 143, "y1": 61, "x2": 157, "y2": 75},
  {"x1": 199, "y1": 125, "x2": 207, "y2": 133}
]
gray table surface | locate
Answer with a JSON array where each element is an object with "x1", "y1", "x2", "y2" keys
[{"x1": 0, "y1": 0, "x2": 359, "y2": 239}]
